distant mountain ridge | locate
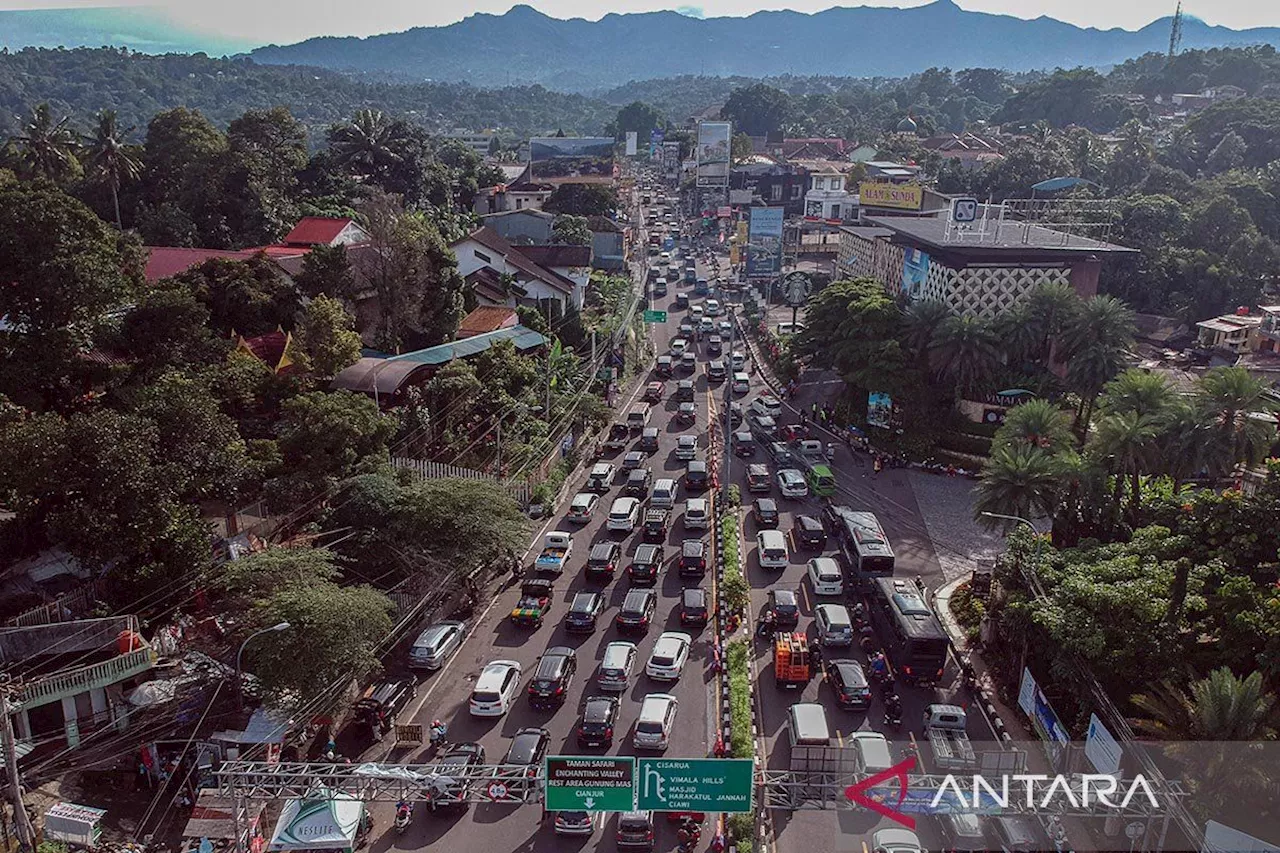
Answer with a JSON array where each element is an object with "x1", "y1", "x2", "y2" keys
[
  {"x1": 248, "y1": 1, "x2": 1280, "y2": 91},
  {"x1": 0, "y1": 7, "x2": 254, "y2": 55}
]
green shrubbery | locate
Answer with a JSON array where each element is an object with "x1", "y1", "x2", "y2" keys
[
  {"x1": 720, "y1": 514, "x2": 749, "y2": 612},
  {"x1": 726, "y1": 640, "x2": 753, "y2": 759}
]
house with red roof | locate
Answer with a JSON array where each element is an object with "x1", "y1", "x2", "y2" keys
[
  {"x1": 456, "y1": 306, "x2": 519, "y2": 339},
  {"x1": 279, "y1": 217, "x2": 371, "y2": 248},
  {"x1": 142, "y1": 217, "x2": 370, "y2": 283}
]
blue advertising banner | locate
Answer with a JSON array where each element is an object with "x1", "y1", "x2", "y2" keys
[
  {"x1": 902, "y1": 248, "x2": 930, "y2": 296},
  {"x1": 746, "y1": 207, "x2": 784, "y2": 278},
  {"x1": 867, "y1": 392, "x2": 892, "y2": 429}
]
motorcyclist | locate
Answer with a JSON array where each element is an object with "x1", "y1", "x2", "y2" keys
[
  {"x1": 429, "y1": 719, "x2": 448, "y2": 745},
  {"x1": 677, "y1": 818, "x2": 702, "y2": 851},
  {"x1": 884, "y1": 692, "x2": 903, "y2": 721}
]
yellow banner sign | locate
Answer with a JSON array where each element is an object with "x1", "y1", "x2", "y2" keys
[{"x1": 860, "y1": 182, "x2": 923, "y2": 211}]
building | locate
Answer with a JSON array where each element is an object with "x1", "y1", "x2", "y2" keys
[
  {"x1": 729, "y1": 162, "x2": 808, "y2": 218},
  {"x1": 446, "y1": 129, "x2": 496, "y2": 157},
  {"x1": 584, "y1": 215, "x2": 627, "y2": 271},
  {"x1": 779, "y1": 138, "x2": 848, "y2": 160},
  {"x1": 479, "y1": 209, "x2": 556, "y2": 245},
  {"x1": 803, "y1": 167, "x2": 855, "y2": 222},
  {"x1": 839, "y1": 216, "x2": 1138, "y2": 319},
  {"x1": 457, "y1": 306, "x2": 519, "y2": 339},
  {"x1": 452, "y1": 227, "x2": 585, "y2": 311},
  {"x1": 143, "y1": 217, "x2": 368, "y2": 283},
  {"x1": 1253, "y1": 306, "x2": 1280, "y2": 354},
  {"x1": 1196, "y1": 307, "x2": 1263, "y2": 353},
  {"x1": 918, "y1": 133, "x2": 1004, "y2": 170},
  {"x1": 517, "y1": 244, "x2": 592, "y2": 297},
  {"x1": 471, "y1": 163, "x2": 555, "y2": 214}
]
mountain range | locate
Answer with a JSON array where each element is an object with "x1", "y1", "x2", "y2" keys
[{"x1": 0, "y1": 6, "x2": 254, "y2": 56}]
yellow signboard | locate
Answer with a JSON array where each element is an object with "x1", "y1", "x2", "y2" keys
[{"x1": 860, "y1": 182, "x2": 924, "y2": 211}]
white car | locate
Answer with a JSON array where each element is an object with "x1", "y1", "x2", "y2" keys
[
  {"x1": 750, "y1": 394, "x2": 783, "y2": 419},
  {"x1": 633, "y1": 693, "x2": 679, "y2": 750},
  {"x1": 607, "y1": 497, "x2": 642, "y2": 532},
  {"x1": 469, "y1": 660, "x2": 523, "y2": 717},
  {"x1": 597, "y1": 641, "x2": 639, "y2": 691},
  {"x1": 730, "y1": 351, "x2": 747, "y2": 370},
  {"x1": 777, "y1": 468, "x2": 809, "y2": 498},
  {"x1": 776, "y1": 321, "x2": 805, "y2": 337},
  {"x1": 704, "y1": 299, "x2": 722, "y2": 317},
  {"x1": 690, "y1": 305, "x2": 705, "y2": 322},
  {"x1": 698, "y1": 318, "x2": 714, "y2": 334},
  {"x1": 670, "y1": 338, "x2": 688, "y2": 356},
  {"x1": 676, "y1": 434, "x2": 699, "y2": 460},
  {"x1": 684, "y1": 497, "x2": 710, "y2": 530},
  {"x1": 849, "y1": 730, "x2": 894, "y2": 774},
  {"x1": 756, "y1": 529, "x2": 789, "y2": 570},
  {"x1": 871, "y1": 828, "x2": 923, "y2": 853},
  {"x1": 807, "y1": 557, "x2": 844, "y2": 596},
  {"x1": 731, "y1": 372, "x2": 751, "y2": 395},
  {"x1": 567, "y1": 492, "x2": 600, "y2": 524},
  {"x1": 718, "y1": 320, "x2": 733, "y2": 337},
  {"x1": 645, "y1": 631, "x2": 692, "y2": 681}
]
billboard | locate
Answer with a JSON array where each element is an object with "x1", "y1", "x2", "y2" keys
[
  {"x1": 625, "y1": 132, "x2": 638, "y2": 157},
  {"x1": 860, "y1": 181, "x2": 924, "y2": 211},
  {"x1": 649, "y1": 128, "x2": 664, "y2": 157},
  {"x1": 901, "y1": 248, "x2": 930, "y2": 296},
  {"x1": 696, "y1": 121, "x2": 731, "y2": 187},
  {"x1": 662, "y1": 141, "x2": 681, "y2": 178},
  {"x1": 867, "y1": 392, "x2": 892, "y2": 430},
  {"x1": 746, "y1": 207, "x2": 784, "y2": 278},
  {"x1": 529, "y1": 137, "x2": 615, "y2": 182}
]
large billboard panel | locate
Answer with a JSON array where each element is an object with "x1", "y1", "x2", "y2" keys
[
  {"x1": 746, "y1": 206, "x2": 784, "y2": 278},
  {"x1": 860, "y1": 181, "x2": 923, "y2": 211},
  {"x1": 625, "y1": 132, "x2": 638, "y2": 157},
  {"x1": 662, "y1": 141, "x2": 681, "y2": 178},
  {"x1": 696, "y1": 121, "x2": 731, "y2": 187},
  {"x1": 529, "y1": 136, "x2": 615, "y2": 182},
  {"x1": 901, "y1": 247, "x2": 930, "y2": 296}
]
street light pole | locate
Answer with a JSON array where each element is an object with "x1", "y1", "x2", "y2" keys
[
  {"x1": 236, "y1": 622, "x2": 291, "y2": 709},
  {"x1": 979, "y1": 511, "x2": 1043, "y2": 682}
]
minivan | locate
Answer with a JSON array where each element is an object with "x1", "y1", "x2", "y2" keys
[
  {"x1": 707, "y1": 361, "x2": 726, "y2": 382},
  {"x1": 408, "y1": 620, "x2": 466, "y2": 670},
  {"x1": 787, "y1": 702, "x2": 831, "y2": 748},
  {"x1": 639, "y1": 426, "x2": 660, "y2": 452},
  {"x1": 608, "y1": 497, "x2": 642, "y2": 533},
  {"x1": 731, "y1": 372, "x2": 751, "y2": 394},
  {"x1": 634, "y1": 693, "x2": 679, "y2": 750},
  {"x1": 757, "y1": 529, "x2": 788, "y2": 569},
  {"x1": 616, "y1": 811, "x2": 655, "y2": 851},
  {"x1": 627, "y1": 404, "x2": 651, "y2": 431},
  {"x1": 849, "y1": 731, "x2": 893, "y2": 774},
  {"x1": 814, "y1": 603, "x2": 854, "y2": 647},
  {"x1": 597, "y1": 641, "x2": 638, "y2": 692},
  {"x1": 651, "y1": 478, "x2": 677, "y2": 508}
]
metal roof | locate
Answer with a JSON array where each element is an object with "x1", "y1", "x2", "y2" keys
[
  {"x1": 388, "y1": 325, "x2": 547, "y2": 366},
  {"x1": 865, "y1": 215, "x2": 1138, "y2": 256}
]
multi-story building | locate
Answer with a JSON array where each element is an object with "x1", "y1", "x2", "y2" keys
[
  {"x1": 1197, "y1": 307, "x2": 1264, "y2": 353},
  {"x1": 1252, "y1": 305, "x2": 1280, "y2": 354}
]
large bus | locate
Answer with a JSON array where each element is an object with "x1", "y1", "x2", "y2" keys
[
  {"x1": 869, "y1": 576, "x2": 949, "y2": 685},
  {"x1": 823, "y1": 506, "x2": 895, "y2": 580}
]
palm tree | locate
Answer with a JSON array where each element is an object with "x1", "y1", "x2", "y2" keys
[
  {"x1": 930, "y1": 314, "x2": 1000, "y2": 399},
  {"x1": 994, "y1": 399, "x2": 1073, "y2": 454},
  {"x1": 1156, "y1": 399, "x2": 1206, "y2": 490},
  {"x1": 1193, "y1": 366, "x2": 1278, "y2": 479},
  {"x1": 1131, "y1": 668, "x2": 1277, "y2": 740},
  {"x1": 81, "y1": 109, "x2": 141, "y2": 229},
  {"x1": 900, "y1": 299, "x2": 950, "y2": 368},
  {"x1": 1061, "y1": 296, "x2": 1135, "y2": 433},
  {"x1": 1097, "y1": 368, "x2": 1176, "y2": 419},
  {"x1": 11, "y1": 102, "x2": 78, "y2": 180},
  {"x1": 1088, "y1": 410, "x2": 1161, "y2": 524},
  {"x1": 992, "y1": 301, "x2": 1040, "y2": 368},
  {"x1": 328, "y1": 109, "x2": 408, "y2": 178},
  {"x1": 1026, "y1": 281, "x2": 1080, "y2": 362},
  {"x1": 974, "y1": 443, "x2": 1061, "y2": 528}
]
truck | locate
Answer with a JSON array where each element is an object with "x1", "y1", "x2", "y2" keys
[
  {"x1": 923, "y1": 704, "x2": 977, "y2": 769},
  {"x1": 534, "y1": 531, "x2": 573, "y2": 575},
  {"x1": 794, "y1": 439, "x2": 837, "y2": 496},
  {"x1": 795, "y1": 440, "x2": 827, "y2": 470},
  {"x1": 510, "y1": 579, "x2": 554, "y2": 627},
  {"x1": 604, "y1": 422, "x2": 630, "y2": 451}
]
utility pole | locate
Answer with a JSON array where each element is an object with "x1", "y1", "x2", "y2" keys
[{"x1": 1, "y1": 682, "x2": 35, "y2": 853}]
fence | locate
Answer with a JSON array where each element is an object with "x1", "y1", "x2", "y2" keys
[
  {"x1": 5, "y1": 580, "x2": 101, "y2": 628},
  {"x1": 392, "y1": 457, "x2": 532, "y2": 505}
]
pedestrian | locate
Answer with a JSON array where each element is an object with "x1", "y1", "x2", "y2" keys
[
  {"x1": 811, "y1": 401, "x2": 819, "y2": 420},
  {"x1": 799, "y1": 409, "x2": 808, "y2": 427},
  {"x1": 826, "y1": 442, "x2": 836, "y2": 461}
]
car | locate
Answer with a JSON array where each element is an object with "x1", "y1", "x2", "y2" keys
[
  {"x1": 655, "y1": 355, "x2": 674, "y2": 378},
  {"x1": 815, "y1": 603, "x2": 855, "y2": 647},
  {"x1": 408, "y1": 620, "x2": 466, "y2": 671},
  {"x1": 718, "y1": 320, "x2": 733, "y2": 337},
  {"x1": 675, "y1": 379, "x2": 695, "y2": 402},
  {"x1": 748, "y1": 413, "x2": 777, "y2": 441},
  {"x1": 677, "y1": 401, "x2": 697, "y2": 424},
  {"x1": 554, "y1": 811, "x2": 601, "y2": 836},
  {"x1": 641, "y1": 509, "x2": 669, "y2": 543},
  {"x1": 776, "y1": 321, "x2": 805, "y2": 337},
  {"x1": 675, "y1": 293, "x2": 689, "y2": 309},
  {"x1": 564, "y1": 591, "x2": 605, "y2": 633},
  {"x1": 616, "y1": 811, "x2": 656, "y2": 850},
  {"x1": 793, "y1": 514, "x2": 828, "y2": 550},
  {"x1": 527, "y1": 647, "x2": 577, "y2": 709},
  {"x1": 577, "y1": 695, "x2": 622, "y2": 748},
  {"x1": 871, "y1": 828, "x2": 923, "y2": 853},
  {"x1": 431, "y1": 742, "x2": 485, "y2": 809},
  {"x1": 685, "y1": 459, "x2": 709, "y2": 491},
  {"x1": 354, "y1": 678, "x2": 416, "y2": 735},
  {"x1": 586, "y1": 462, "x2": 616, "y2": 492},
  {"x1": 704, "y1": 298, "x2": 722, "y2": 317},
  {"x1": 638, "y1": 426, "x2": 660, "y2": 452},
  {"x1": 730, "y1": 351, "x2": 747, "y2": 370},
  {"x1": 750, "y1": 394, "x2": 783, "y2": 419},
  {"x1": 671, "y1": 337, "x2": 689, "y2": 356},
  {"x1": 643, "y1": 381, "x2": 665, "y2": 403},
  {"x1": 628, "y1": 543, "x2": 665, "y2": 585},
  {"x1": 646, "y1": 631, "x2": 693, "y2": 680},
  {"x1": 757, "y1": 529, "x2": 789, "y2": 570},
  {"x1": 807, "y1": 557, "x2": 844, "y2": 596},
  {"x1": 746, "y1": 463, "x2": 771, "y2": 493},
  {"x1": 633, "y1": 693, "x2": 679, "y2": 750},
  {"x1": 706, "y1": 334, "x2": 723, "y2": 356},
  {"x1": 679, "y1": 539, "x2": 707, "y2": 577},
  {"x1": 777, "y1": 468, "x2": 809, "y2": 499},
  {"x1": 679, "y1": 587, "x2": 710, "y2": 628},
  {"x1": 707, "y1": 360, "x2": 727, "y2": 382},
  {"x1": 616, "y1": 589, "x2": 658, "y2": 633},
  {"x1": 567, "y1": 492, "x2": 600, "y2": 524},
  {"x1": 676, "y1": 434, "x2": 699, "y2": 460},
  {"x1": 825, "y1": 658, "x2": 872, "y2": 710},
  {"x1": 697, "y1": 318, "x2": 714, "y2": 335},
  {"x1": 768, "y1": 441, "x2": 796, "y2": 467},
  {"x1": 726, "y1": 401, "x2": 744, "y2": 425},
  {"x1": 503, "y1": 726, "x2": 550, "y2": 774},
  {"x1": 622, "y1": 450, "x2": 646, "y2": 471},
  {"x1": 597, "y1": 641, "x2": 638, "y2": 691},
  {"x1": 608, "y1": 497, "x2": 642, "y2": 532},
  {"x1": 679, "y1": 352, "x2": 697, "y2": 372},
  {"x1": 690, "y1": 305, "x2": 704, "y2": 322},
  {"x1": 625, "y1": 467, "x2": 653, "y2": 499},
  {"x1": 510, "y1": 578, "x2": 554, "y2": 627},
  {"x1": 684, "y1": 498, "x2": 711, "y2": 530},
  {"x1": 731, "y1": 372, "x2": 751, "y2": 395},
  {"x1": 753, "y1": 497, "x2": 780, "y2": 528},
  {"x1": 586, "y1": 541, "x2": 621, "y2": 581},
  {"x1": 469, "y1": 660, "x2": 523, "y2": 716},
  {"x1": 768, "y1": 589, "x2": 801, "y2": 630},
  {"x1": 733, "y1": 430, "x2": 756, "y2": 457}
]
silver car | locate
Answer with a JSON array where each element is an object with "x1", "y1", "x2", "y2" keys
[{"x1": 408, "y1": 621, "x2": 465, "y2": 671}]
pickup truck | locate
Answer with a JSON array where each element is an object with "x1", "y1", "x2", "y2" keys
[
  {"x1": 923, "y1": 703, "x2": 977, "y2": 770},
  {"x1": 534, "y1": 531, "x2": 573, "y2": 575},
  {"x1": 510, "y1": 579, "x2": 554, "y2": 627},
  {"x1": 794, "y1": 439, "x2": 828, "y2": 472},
  {"x1": 603, "y1": 422, "x2": 630, "y2": 451}
]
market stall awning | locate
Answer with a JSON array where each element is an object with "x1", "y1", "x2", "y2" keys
[{"x1": 268, "y1": 790, "x2": 362, "y2": 852}]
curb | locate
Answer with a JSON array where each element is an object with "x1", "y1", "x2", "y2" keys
[{"x1": 935, "y1": 574, "x2": 1014, "y2": 744}]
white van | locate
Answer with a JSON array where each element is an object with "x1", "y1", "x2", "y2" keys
[
  {"x1": 756, "y1": 529, "x2": 789, "y2": 569},
  {"x1": 626, "y1": 403, "x2": 651, "y2": 431},
  {"x1": 608, "y1": 497, "x2": 642, "y2": 532},
  {"x1": 651, "y1": 478, "x2": 677, "y2": 509},
  {"x1": 684, "y1": 498, "x2": 710, "y2": 530}
]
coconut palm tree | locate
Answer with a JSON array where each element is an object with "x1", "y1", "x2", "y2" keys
[
  {"x1": 1130, "y1": 668, "x2": 1277, "y2": 740},
  {"x1": 328, "y1": 109, "x2": 408, "y2": 179},
  {"x1": 1097, "y1": 368, "x2": 1177, "y2": 419},
  {"x1": 930, "y1": 314, "x2": 1000, "y2": 399},
  {"x1": 1088, "y1": 410, "x2": 1161, "y2": 524},
  {"x1": 81, "y1": 109, "x2": 141, "y2": 229},
  {"x1": 1156, "y1": 399, "x2": 1206, "y2": 490},
  {"x1": 1025, "y1": 281, "x2": 1080, "y2": 362},
  {"x1": 1061, "y1": 295, "x2": 1135, "y2": 433},
  {"x1": 900, "y1": 299, "x2": 950, "y2": 369},
  {"x1": 1193, "y1": 366, "x2": 1278, "y2": 479},
  {"x1": 992, "y1": 301, "x2": 1041, "y2": 368},
  {"x1": 974, "y1": 443, "x2": 1061, "y2": 529},
  {"x1": 994, "y1": 399, "x2": 1073, "y2": 454},
  {"x1": 10, "y1": 102, "x2": 78, "y2": 180}
]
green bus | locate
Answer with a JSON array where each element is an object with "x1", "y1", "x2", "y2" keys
[{"x1": 807, "y1": 464, "x2": 836, "y2": 496}]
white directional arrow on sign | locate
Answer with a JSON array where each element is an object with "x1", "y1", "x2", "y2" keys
[{"x1": 583, "y1": 797, "x2": 596, "y2": 809}]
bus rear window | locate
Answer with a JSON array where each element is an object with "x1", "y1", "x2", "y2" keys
[{"x1": 863, "y1": 555, "x2": 895, "y2": 575}]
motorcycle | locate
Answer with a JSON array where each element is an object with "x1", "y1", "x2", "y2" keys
[
  {"x1": 394, "y1": 802, "x2": 413, "y2": 834},
  {"x1": 429, "y1": 723, "x2": 449, "y2": 751}
]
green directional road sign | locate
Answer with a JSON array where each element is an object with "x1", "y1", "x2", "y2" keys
[
  {"x1": 636, "y1": 758, "x2": 754, "y2": 813},
  {"x1": 544, "y1": 756, "x2": 636, "y2": 812},
  {"x1": 643, "y1": 309, "x2": 668, "y2": 323}
]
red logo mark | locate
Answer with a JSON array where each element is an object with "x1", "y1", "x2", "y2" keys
[{"x1": 844, "y1": 756, "x2": 917, "y2": 830}]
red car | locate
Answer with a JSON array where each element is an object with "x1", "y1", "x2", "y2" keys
[{"x1": 644, "y1": 381, "x2": 665, "y2": 403}]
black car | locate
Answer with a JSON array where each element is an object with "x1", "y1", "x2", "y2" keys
[
  {"x1": 504, "y1": 727, "x2": 550, "y2": 778},
  {"x1": 768, "y1": 589, "x2": 800, "y2": 630},
  {"x1": 625, "y1": 467, "x2": 653, "y2": 499},
  {"x1": 675, "y1": 293, "x2": 689, "y2": 309},
  {"x1": 638, "y1": 427, "x2": 660, "y2": 452},
  {"x1": 679, "y1": 539, "x2": 707, "y2": 577},
  {"x1": 587, "y1": 541, "x2": 621, "y2": 581},
  {"x1": 616, "y1": 589, "x2": 657, "y2": 633},
  {"x1": 616, "y1": 812, "x2": 656, "y2": 851},
  {"x1": 655, "y1": 356, "x2": 674, "y2": 378},
  {"x1": 577, "y1": 695, "x2": 621, "y2": 748},
  {"x1": 641, "y1": 508, "x2": 669, "y2": 543},
  {"x1": 564, "y1": 592, "x2": 605, "y2": 633},
  {"x1": 707, "y1": 334, "x2": 723, "y2": 356},
  {"x1": 527, "y1": 647, "x2": 576, "y2": 709},
  {"x1": 733, "y1": 430, "x2": 755, "y2": 457},
  {"x1": 432, "y1": 742, "x2": 486, "y2": 809},
  {"x1": 726, "y1": 402, "x2": 744, "y2": 426},
  {"x1": 753, "y1": 498, "x2": 780, "y2": 528},
  {"x1": 685, "y1": 460, "x2": 709, "y2": 492},
  {"x1": 628, "y1": 543, "x2": 665, "y2": 586},
  {"x1": 679, "y1": 587, "x2": 710, "y2": 628},
  {"x1": 675, "y1": 380, "x2": 695, "y2": 402},
  {"x1": 792, "y1": 514, "x2": 827, "y2": 550},
  {"x1": 825, "y1": 658, "x2": 872, "y2": 710},
  {"x1": 353, "y1": 678, "x2": 417, "y2": 739}
]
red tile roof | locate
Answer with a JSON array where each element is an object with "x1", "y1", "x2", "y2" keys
[
  {"x1": 144, "y1": 247, "x2": 253, "y2": 282},
  {"x1": 457, "y1": 306, "x2": 518, "y2": 338},
  {"x1": 282, "y1": 217, "x2": 355, "y2": 247}
]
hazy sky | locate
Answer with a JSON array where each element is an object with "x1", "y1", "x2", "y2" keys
[{"x1": 3, "y1": 0, "x2": 1276, "y2": 44}]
